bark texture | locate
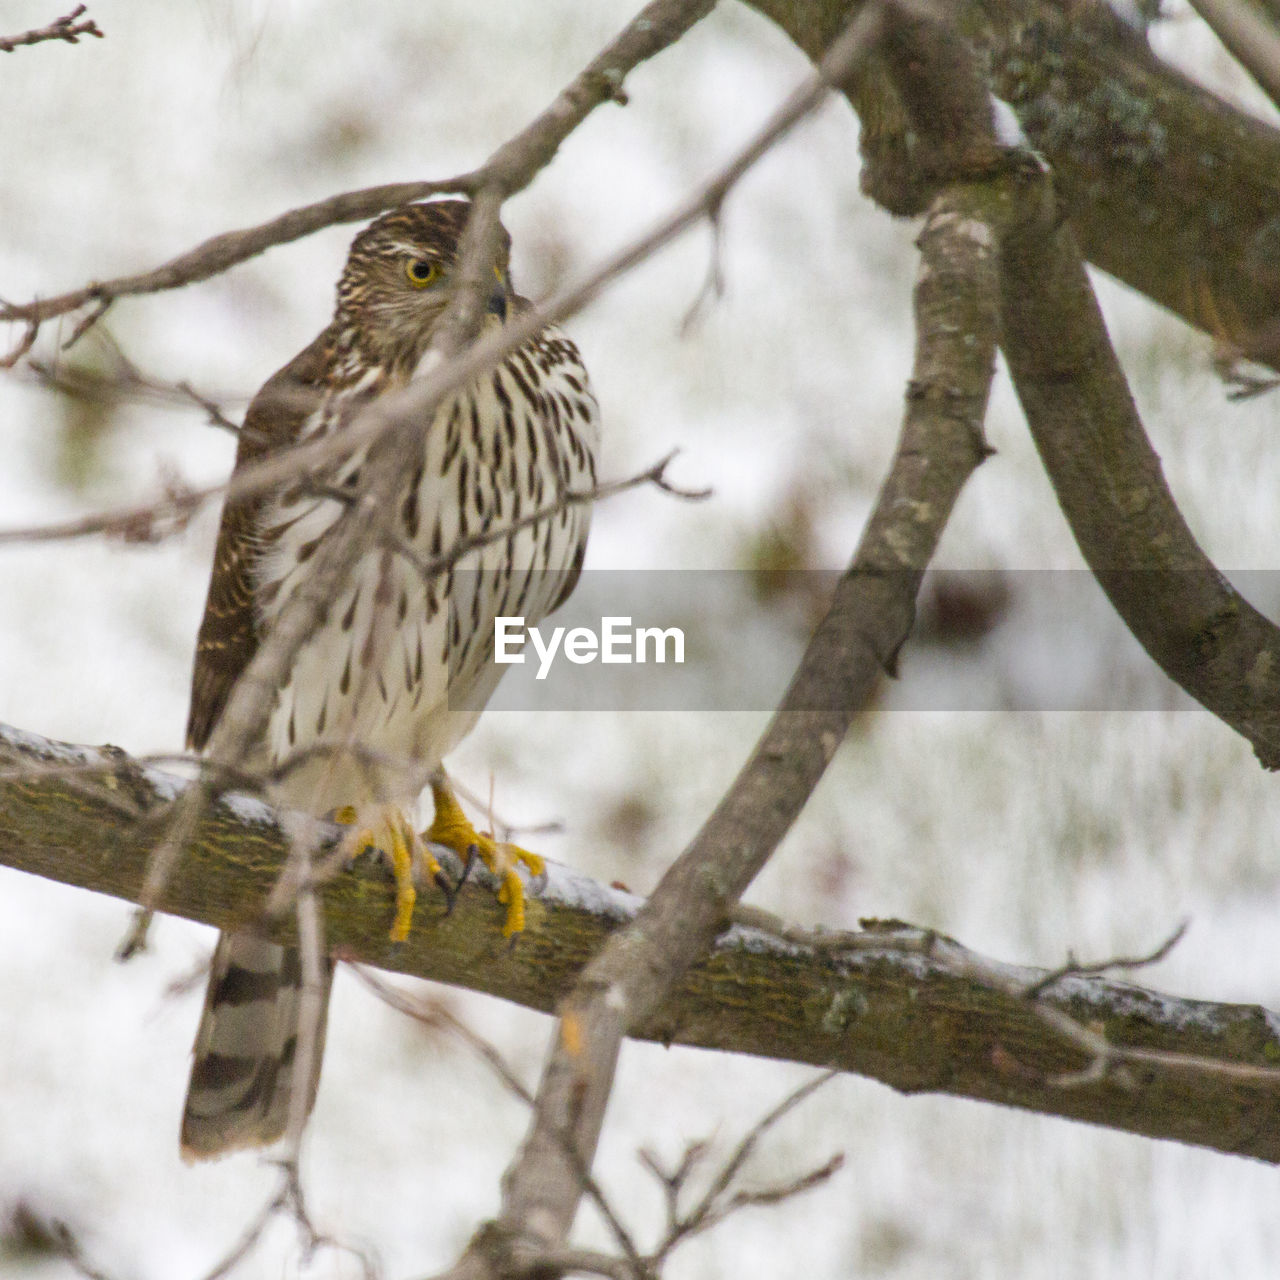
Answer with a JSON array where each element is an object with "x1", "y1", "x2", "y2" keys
[
  {"x1": 745, "y1": 0, "x2": 1280, "y2": 365},
  {"x1": 4, "y1": 724, "x2": 1280, "y2": 1164}
]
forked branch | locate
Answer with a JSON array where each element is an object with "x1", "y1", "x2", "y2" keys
[
  {"x1": 0, "y1": 0, "x2": 713, "y2": 350},
  {"x1": 432, "y1": 14, "x2": 1010, "y2": 1274},
  {"x1": 0, "y1": 5, "x2": 101, "y2": 53}
]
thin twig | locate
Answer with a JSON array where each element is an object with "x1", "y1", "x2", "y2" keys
[
  {"x1": 678, "y1": 208, "x2": 727, "y2": 334},
  {"x1": 649, "y1": 1072, "x2": 838, "y2": 1261},
  {"x1": 0, "y1": 179, "x2": 473, "y2": 342},
  {"x1": 386, "y1": 450, "x2": 708, "y2": 586},
  {"x1": 0, "y1": 318, "x2": 37, "y2": 368},
  {"x1": 199, "y1": 1161, "x2": 376, "y2": 1280},
  {"x1": 283, "y1": 823, "x2": 328, "y2": 1163},
  {"x1": 47, "y1": 1219, "x2": 117, "y2": 1280},
  {"x1": 200, "y1": 1185, "x2": 279, "y2": 1280},
  {"x1": 682, "y1": 1070, "x2": 835, "y2": 1223},
  {"x1": 0, "y1": 0, "x2": 714, "y2": 349},
  {"x1": 1023, "y1": 920, "x2": 1190, "y2": 1000},
  {"x1": 25, "y1": 330, "x2": 245, "y2": 433},
  {"x1": 116, "y1": 774, "x2": 211, "y2": 958},
  {"x1": 62, "y1": 295, "x2": 111, "y2": 350},
  {"x1": 0, "y1": 5, "x2": 102, "y2": 53},
  {"x1": 348, "y1": 966, "x2": 649, "y2": 1276}
]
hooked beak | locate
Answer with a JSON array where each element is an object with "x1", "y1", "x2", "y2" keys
[{"x1": 487, "y1": 267, "x2": 509, "y2": 322}]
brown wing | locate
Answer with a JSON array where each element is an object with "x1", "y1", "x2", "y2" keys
[{"x1": 185, "y1": 329, "x2": 335, "y2": 752}]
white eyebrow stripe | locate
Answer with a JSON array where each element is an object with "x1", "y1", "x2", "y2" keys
[{"x1": 387, "y1": 240, "x2": 440, "y2": 257}]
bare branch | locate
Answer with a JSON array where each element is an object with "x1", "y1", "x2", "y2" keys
[
  {"x1": 996, "y1": 129, "x2": 1280, "y2": 768},
  {"x1": 1, "y1": 179, "x2": 469, "y2": 343},
  {"x1": 25, "y1": 329, "x2": 244, "y2": 434},
  {"x1": 46, "y1": 1218, "x2": 117, "y2": 1280},
  {"x1": 720, "y1": 1152, "x2": 845, "y2": 1210},
  {"x1": 0, "y1": 0, "x2": 714, "y2": 350},
  {"x1": 349, "y1": 967, "x2": 534, "y2": 1104},
  {"x1": 441, "y1": 17, "x2": 1002, "y2": 1271},
  {"x1": 283, "y1": 826, "x2": 328, "y2": 1164},
  {"x1": 61, "y1": 295, "x2": 111, "y2": 350},
  {"x1": 678, "y1": 214, "x2": 727, "y2": 334},
  {"x1": 7, "y1": 724, "x2": 1280, "y2": 1161},
  {"x1": 0, "y1": 5, "x2": 102, "y2": 53},
  {"x1": 676, "y1": 1071, "x2": 836, "y2": 1228},
  {"x1": 916, "y1": 925, "x2": 1280, "y2": 1092},
  {"x1": 0, "y1": 319, "x2": 37, "y2": 368},
  {"x1": 1184, "y1": 0, "x2": 1280, "y2": 116},
  {"x1": 385, "y1": 451, "x2": 708, "y2": 588},
  {"x1": 648, "y1": 1072, "x2": 839, "y2": 1263},
  {"x1": 197, "y1": 1161, "x2": 376, "y2": 1280},
  {"x1": 115, "y1": 772, "x2": 209, "y2": 959},
  {"x1": 349, "y1": 966, "x2": 650, "y2": 1276},
  {"x1": 199, "y1": 1188, "x2": 277, "y2": 1280},
  {"x1": 1024, "y1": 920, "x2": 1191, "y2": 1000}
]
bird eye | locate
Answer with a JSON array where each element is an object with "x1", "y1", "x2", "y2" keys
[{"x1": 406, "y1": 259, "x2": 439, "y2": 287}]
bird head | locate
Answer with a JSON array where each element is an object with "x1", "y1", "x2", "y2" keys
[{"x1": 335, "y1": 199, "x2": 513, "y2": 369}]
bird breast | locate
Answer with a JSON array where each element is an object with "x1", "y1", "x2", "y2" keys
[{"x1": 252, "y1": 333, "x2": 599, "y2": 814}]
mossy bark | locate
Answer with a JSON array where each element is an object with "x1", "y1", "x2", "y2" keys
[
  {"x1": 744, "y1": 0, "x2": 1280, "y2": 363},
  {"x1": 5, "y1": 725, "x2": 1280, "y2": 1163}
]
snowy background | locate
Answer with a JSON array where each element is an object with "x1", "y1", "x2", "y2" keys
[{"x1": 2, "y1": 1, "x2": 1280, "y2": 1276}]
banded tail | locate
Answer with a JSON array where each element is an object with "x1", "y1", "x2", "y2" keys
[{"x1": 180, "y1": 932, "x2": 333, "y2": 1161}]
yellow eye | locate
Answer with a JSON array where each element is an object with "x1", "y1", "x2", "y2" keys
[{"x1": 406, "y1": 258, "x2": 439, "y2": 288}]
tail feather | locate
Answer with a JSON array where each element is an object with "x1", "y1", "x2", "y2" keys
[{"x1": 181, "y1": 931, "x2": 333, "y2": 1161}]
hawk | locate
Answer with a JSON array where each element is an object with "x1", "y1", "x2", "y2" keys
[{"x1": 180, "y1": 199, "x2": 599, "y2": 1159}]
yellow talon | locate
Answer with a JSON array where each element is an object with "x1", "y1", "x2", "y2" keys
[
  {"x1": 495, "y1": 865, "x2": 527, "y2": 937},
  {"x1": 425, "y1": 776, "x2": 543, "y2": 938},
  {"x1": 385, "y1": 819, "x2": 416, "y2": 943},
  {"x1": 333, "y1": 806, "x2": 442, "y2": 943}
]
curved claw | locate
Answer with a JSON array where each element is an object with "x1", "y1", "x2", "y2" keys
[
  {"x1": 332, "y1": 807, "x2": 450, "y2": 943},
  {"x1": 424, "y1": 779, "x2": 545, "y2": 939},
  {"x1": 434, "y1": 866, "x2": 460, "y2": 915},
  {"x1": 456, "y1": 843, "x2": 478, "y2": 893}
]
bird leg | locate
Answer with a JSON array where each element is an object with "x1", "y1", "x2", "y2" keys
[
  {"x1": 333, "y1": 806, "x2": 450, "y2": 943},
  {"x1": 423, "y1": 775, "x2": 545, "y2": 938}
]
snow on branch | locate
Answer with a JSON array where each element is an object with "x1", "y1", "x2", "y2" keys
[{"x1": 3, "y1": 721, "x2": 1280, "y2": 1165}]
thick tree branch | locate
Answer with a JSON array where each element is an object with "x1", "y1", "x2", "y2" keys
[
  {"x1": 846, "y1": 0, "x2": 1280, "y2": 771},
  {"x1": 4, "y1": 723, "x2": 1280, "y2": 1163},
  {"x1": 743, "y1": 0, "x2": 1280, "y2": 368},
  {"x1": 997, "y1": 138, "x2": 1280, "y2": 767}
]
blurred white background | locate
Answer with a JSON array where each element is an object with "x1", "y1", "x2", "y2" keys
[{"x1": 2, "y1": 1, "x2": 1280, "y2": 1276}]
